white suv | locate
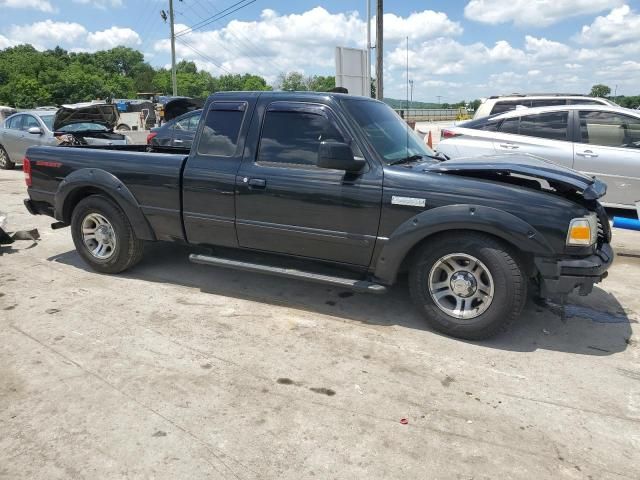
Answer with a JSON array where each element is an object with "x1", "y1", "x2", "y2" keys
[{"x1": 474, "y1": 94, "x2": 616, "y2": 119}]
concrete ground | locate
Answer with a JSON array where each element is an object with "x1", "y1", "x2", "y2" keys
[{"x1": 1, "y1": 168, "x2": 639, "y2": 480}]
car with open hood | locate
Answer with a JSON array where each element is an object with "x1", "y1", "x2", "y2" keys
[
  {"x1": 0, "y1": 103, "x2": 129, "y2": 169},
  {"x1": 22, "y1": 92, "x2": 613, "y2": 340}
]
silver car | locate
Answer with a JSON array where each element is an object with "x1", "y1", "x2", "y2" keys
[
  {"x1": 437, "y1": 104, "x2": 640, "y2": 210},
  {"x1": 0, "y1": 104, "x2": 129, "y2": 170}
]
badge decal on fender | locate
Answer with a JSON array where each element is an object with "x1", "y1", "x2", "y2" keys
[{"x1": 391, "y1": 196, "x2": 426, "y2": 207}]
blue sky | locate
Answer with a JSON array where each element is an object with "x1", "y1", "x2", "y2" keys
[{"x1": 1, "y1": 1, "x2": 640, "y2": 101}]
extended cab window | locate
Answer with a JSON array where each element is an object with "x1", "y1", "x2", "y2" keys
[
  {"x1": 579, "y1": 111, "x2": 640, "y2": 148},
  {"x1": 258, "y1": 109, "x2": 343, "y2": 167},
  {"x1": 519, "y1": 111, "x2": 569, "y2": 141},
  {"x1": 197, "y1": 102, "x2": 245, "y2": 157}
]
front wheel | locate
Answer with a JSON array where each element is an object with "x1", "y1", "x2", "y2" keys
[
  {"x1": 71, "y1": 195, "x2": 144, "y2": 273},
  {"x1": 0, "y1": 145, "x2": 15, "y2": 170},
  {"x1": 409, "y1": 233, "x2": 526, "y2": 340}
]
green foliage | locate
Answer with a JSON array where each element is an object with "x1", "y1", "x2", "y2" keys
[
  {"x1": 277, "y1": 71, "x2": 335, "y2": 92},
  {"x1": 0, "y1": 44, "x2": 271, "y2": 107},
  {"x1": 590, "y1": 84, "x2": 611, "y2": 98}
]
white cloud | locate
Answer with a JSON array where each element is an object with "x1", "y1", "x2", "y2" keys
[
  {"x1": 0, "y1": 0, "x2": 54, "y2": 12},
  {"x1": 464, "y1": 0, "x2": 623, "y2": 27},
  {"x1": 87, "y1": 27, "x2": 141, "y2": 50},
  {"x1": 577, "y1": 5, "x2": 640, "y2": 46},
  {"x1": 4, "y1": 20, "x2": 140, "y2": 53},
  {"x1": 72, "y1": 0, "x2": 122, "y2": 8},
  {"x1": 8, "y1": 20, "x2": 87, "y2": 50},
  {"x1": 383, "y1": 10, "x2": 463, "y2": 42},
  {"x1": 524, "y1": 35, "x2": 572, "y2": 61},
  {"x1": 0, "y1": 34, "x2": 16, "y2": 49}
]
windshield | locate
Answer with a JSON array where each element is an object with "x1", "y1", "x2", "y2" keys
[
  {"x1": 38, "y1": 114, "x2": 55, "y2": 131},
  {"x1": 341, "y1": 98, "x2": 435, "y2": 163},
  {"x1": 57, "y1": 122, "x2": 109, "y2": 132}
]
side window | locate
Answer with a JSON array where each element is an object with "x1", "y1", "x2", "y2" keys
[
  {"x1": 187, "y1": 113, "x2": 200, "y2": 131},
  {"x1": 579, "y1": 111, "x2": 640, "y2": 148},
  {"x1": 467, "y1": 119, "x2": 499, "y2": 131},
  {"x1": 530, "y1": 99, "x2": 566, "y2": 108},
  {"x1": 197, "y1": 102, "x2": 245, "y2": 157},
  {"x1": 499, "y1": 117, "x2": 520, "y2": 134},
  {"x1": 567, "y1": 99, "x2": 602, "y2": 105},
  {"x1": 22, "y1": 115, "x2": 40, "y2": 130},
  {"x1": 490, "y1": 100, "x2": 530, "y2": 115},
  {"x1": 6, "y1": 115, "x2": 22, "y2": 130},
  {"x1": 258, "y1": 109, "x2": 344, "y2": 168},
  {"x1": 519, "y1": 111, "x2": 569, "y2": 141},
  {"x1": 174, "y1": 115, "x2": 192, "y2": 131}
]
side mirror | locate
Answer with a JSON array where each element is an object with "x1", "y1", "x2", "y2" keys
[
  {"x1": 317, "y1": 141, "x2": 365, "y2": 172},
  {"x1": 27, "y1": 127, "x2": 42, "y2": 135}
]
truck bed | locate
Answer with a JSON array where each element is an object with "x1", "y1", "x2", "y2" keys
[{"x1": 26, "y1": 144, "x2": 189, "y2": 242}]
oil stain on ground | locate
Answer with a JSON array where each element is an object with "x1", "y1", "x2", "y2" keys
[{"x1": 276, "y1": 378, "x2": 336, "y2": 396}]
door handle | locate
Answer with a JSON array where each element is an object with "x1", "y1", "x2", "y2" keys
[
  {"x1": 247, "y1": 178, "x2": 266, "y2": 189},
  {"x1": 576, "y1": 150, "x2": 598, "y2": 158},
  {"x1": 499, "y1": 143, "x2": 519, "y2": 149}
]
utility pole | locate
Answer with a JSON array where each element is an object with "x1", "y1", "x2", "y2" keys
[
  {"x1": 375, "y1": 0, "x2": 383, "y2": 100},
  {"x1": 169, "y1": 0, "x2": 177, "y2": 96},
  {"x1": 437, "y1": 95, "x2": 442, "y2": 105}
]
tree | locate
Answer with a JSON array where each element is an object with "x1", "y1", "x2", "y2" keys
[
  {"x1": 277, "y1": 71, "x2": 307, "y2": 91},
  {"x1": 590, "y1": 84, "x2": 611, "y2": 98},
  {"x1": 307, "y1": 75, "x2": 335, "y2": 92}
]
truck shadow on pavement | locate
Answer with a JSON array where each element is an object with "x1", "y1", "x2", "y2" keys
[{"x1": 48, "y1": 242, "x2": 635, "y2": 357}]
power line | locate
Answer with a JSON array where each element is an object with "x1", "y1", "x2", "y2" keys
[
  {"x1": 187, "y1": 0, "x2": 290, "y2": 75},
  {"x1": 175, "y1": 0, "x2": 256, "y2": 37},
  {"x1": 175, "y1": 37, "x2": 233, "y2": 74}
]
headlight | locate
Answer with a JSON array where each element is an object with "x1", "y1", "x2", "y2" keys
[{"x1": 566, "y1": 214, "x2": 597, "y2": 246}]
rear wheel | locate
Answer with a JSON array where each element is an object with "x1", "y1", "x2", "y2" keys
[
  {"x1": 0, "y1": 145, "x2": 15, "y2": 170},
  {"x1": 409, "y1": 233, "x2": 526, "y2": 340},
  {"x1": 71, "y1": 195, "x2": 144, "y2": 273}
]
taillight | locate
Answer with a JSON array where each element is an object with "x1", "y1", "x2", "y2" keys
[
  {"x1": 23, "y1": 157, "x2": 32, "y2": 187},
  {"x1": 441, "y1": 129, "x2": 461, "y2": 139},
  {"x1": 146, "y1": 131, "x2": 157, "y2": 144}
]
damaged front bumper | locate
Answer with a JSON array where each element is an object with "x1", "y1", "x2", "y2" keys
[{"x1": 535, "y1": 243, "x2": 614, "y2": 299}]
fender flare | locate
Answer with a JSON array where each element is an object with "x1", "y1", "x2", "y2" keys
[
  {"x1": 373, "y1": 204, "x2": 555, "y2": 284},
  {"x1": 54, "y1": 168, "x2": 156, "y2": 241}
]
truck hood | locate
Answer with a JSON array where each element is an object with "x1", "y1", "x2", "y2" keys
[
  {"x1": 423, "y1": 154, "x2": 607, "y2": 201},
  {"x1": 53, "y1": 103, "x2": 119, "y2": 132}
]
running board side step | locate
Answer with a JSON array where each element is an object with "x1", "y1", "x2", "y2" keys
[{"x1": 189, "y1": 254, "x2": 387, "y2": 294}]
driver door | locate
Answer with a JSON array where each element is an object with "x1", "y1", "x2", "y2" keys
[{"x1": 235, "y1": 100, "x2": 383, "y2": 266}]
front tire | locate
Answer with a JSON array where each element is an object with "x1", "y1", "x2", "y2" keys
[
  {"x1": 71, "y1": 195, "x2": 144, "y2": 273},
  {"x1": 0, "y1": 145, "x2": 15, "y2": 170},
  {"x1": 409, "y1": 233, "x2": 526, "y2": 340}
]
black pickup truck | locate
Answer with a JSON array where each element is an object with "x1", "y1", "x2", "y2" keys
[{"x1": 23, "y1": 91, "x2": 613, "y2": 339}]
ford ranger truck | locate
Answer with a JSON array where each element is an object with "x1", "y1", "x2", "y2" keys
[{"x1": 23, "y1": 91, "x2": 613, "y2": 340}]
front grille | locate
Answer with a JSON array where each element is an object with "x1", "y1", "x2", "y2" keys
[{"x1": 595, "y1": 204, "x2": 611, "y2": 247}]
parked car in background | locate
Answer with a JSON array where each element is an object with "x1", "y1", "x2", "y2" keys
[
  {"x1": 0, "y1": 103, "x2": 130, "y2": 169},
  {"x1": 147, "y1": 109, "x2": 202, "y2": 149},
  {"x1": 437, "y1": 104, "x2": 640, "y2": 210},
  {"x1": 474, "y1": 94, "x2": 616, "y2": 119}
]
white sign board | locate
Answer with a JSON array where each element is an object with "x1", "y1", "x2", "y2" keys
[{"x1": 335, "y1": 47, "x2": 368, "y2": 97}]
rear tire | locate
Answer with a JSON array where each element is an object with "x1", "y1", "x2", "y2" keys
[
  {"x1": 409, "y1": 233, "x2": 526, "y2": 340},
  {"x1": 70, "y1": 195, "x2": 144, "y2": 273},
  {"x1": 0, "y1": 145, "x2": 15, "y2": 170}
]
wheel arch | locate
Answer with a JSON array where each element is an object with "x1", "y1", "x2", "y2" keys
[
  {"x1": 373, "y1": 204, "x2": 553, "y2": 285},
  {"x1": 55, "y1": 168, "x2": 156, "y2": 241}
]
